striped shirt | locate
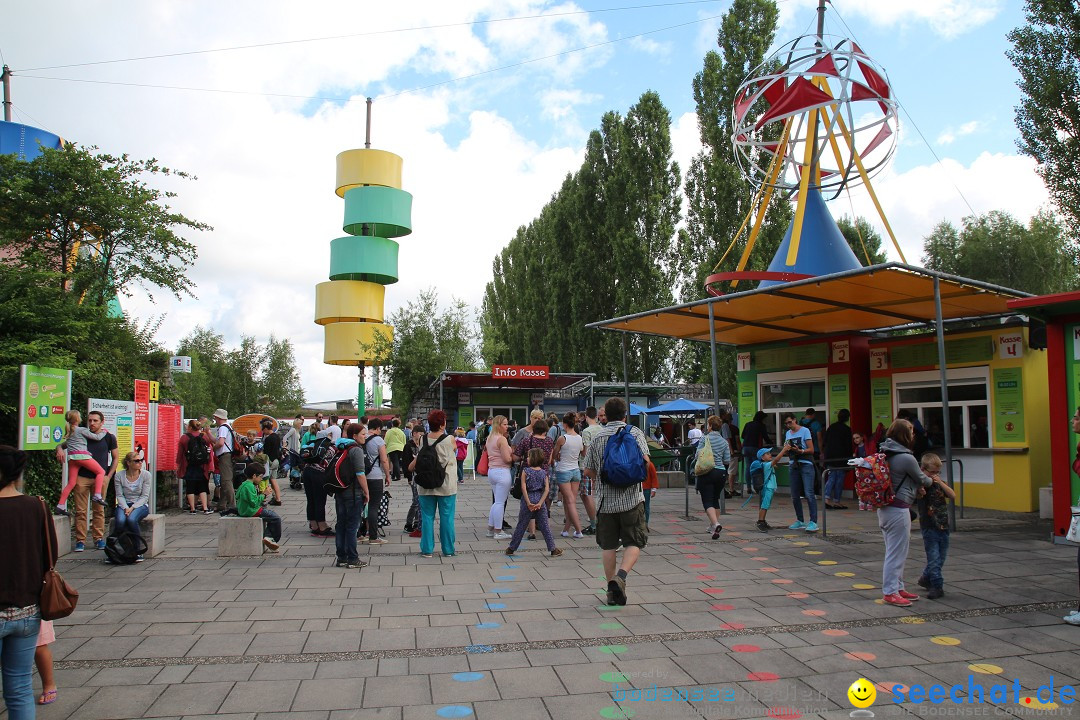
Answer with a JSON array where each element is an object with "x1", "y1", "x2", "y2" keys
[{"x1": 583, "y1": 422, "x2": 649, "y2": 514}]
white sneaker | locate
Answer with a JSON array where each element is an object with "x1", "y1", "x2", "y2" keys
[
  {"x1": 573, "y1": 531, "x2": 584, "y2": 539},
  {"x1": 1064, "y1": 614, "x2": 1080, "y2": 626},
  {"x1": 486, "y1": 530, "x2": 495, "y2": 538},
  {"x1": 493, "y1": 532, "x2": 511, "y2": 540},
  {"x1": 262, "y1": 537, "x2": 280, "y2": 552},
  {"x1": 561, "y1": 531, "x2": 570, "y2": 538}
]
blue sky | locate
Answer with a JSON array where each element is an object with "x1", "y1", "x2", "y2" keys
[{"x1": 3, "y1": 1, "x2": 1049, "y2": 403}]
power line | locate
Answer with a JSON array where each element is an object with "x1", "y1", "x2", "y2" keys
[
  {"x1": 19, "y1": 12, "x2": 726, "y2": 105},
  {"x1": 14, "y1": 0, "x2": 726, "y2": 73}
]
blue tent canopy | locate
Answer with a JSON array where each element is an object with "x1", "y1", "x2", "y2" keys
[
  {"x1": 628, "y1": 403, "x2": 650, "y2": 416},
  {"x1": 644, "y1": 398, "x2": 711, "y2": 415}
]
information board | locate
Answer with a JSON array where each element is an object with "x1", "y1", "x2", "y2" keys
[
  {"x1": 992, "y1": 367, "x2": 1025, "y2": 443},
  {"x1": 18, "y1": 365, "x2": 72, "y2": 450},
  {"x1": 755, "y1": 343, "x2": 828, "y2": 372},
  {"x1": 828, "y1": 374, "x2": 849, "y2": 423},
  {"x1": 87, "y1": 398, "x2": 135, "y2": 457},
  {"x1": 134, "y1": 380, "x2": 150, "y2": 463},
  {"x1": 156, "y1": 404, "x2": 183, "y2": 472},
  {"x1": 737, "y1": 380, "x2": 757, "y2": 430},
  {"x1": 870, "y1": 377, "x2": 893, "y2": 429},
  {"x1": 891, "y1": 337, "x2": 993, "y2": 370}
]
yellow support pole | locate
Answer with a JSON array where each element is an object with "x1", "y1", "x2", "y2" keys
[
  {"x1": 730, "y1": 119, "x2": 793, "y2": 284},
  {"x1": 786, "y1": 108, "x2": 818, "y2": 266}
]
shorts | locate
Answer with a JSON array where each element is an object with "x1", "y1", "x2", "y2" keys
[
  {"x1": 596, "y1": 503, "x2": 648, "y2": 551},
  {"x1": 759, "y1": 486, "x2": 775, "y2": 511},
  {"x1": 555, "y1": 469, "x2": 581, "y2": 484},
  {"x1": 37, "y1": 619, "x2": 55, "y2": 646}
]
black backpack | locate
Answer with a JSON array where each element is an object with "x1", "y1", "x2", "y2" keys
[
  {"x1": 104, "y1": 531, "x2": 148, "y2": 565},
  {"x1": 414, "y1": 434, "x2": 449, "y2": 489},
  {"x1": 362, "y1": 437, "x2": 378, "y2": 475},
  {"x1": 185, "y1": 434, "x2": 210, "y2": 466}
]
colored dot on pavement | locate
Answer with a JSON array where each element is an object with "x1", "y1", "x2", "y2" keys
[
  {"x1": 685, "y1": 554, "x2": 702, "y2": 559},
  {"x1": 801, "y1": 609, "x2": 826, "y2": 617},
  {"x1": 752, "y1": 556, "x2": 769, "y2": 561},
  {"x1": 436, "y1": 707, "x2": 473, "y2": 719},
  {"x1": 873, "y1": 599, "x2": 885, "y2": 604},
  {"x1": 711, "y1": 603, "x2": 735, "y2": 611},
  {"x1": 727, "y1": 531, "x2": 742, "y2": 536},
  {"x1": 845, "y1": 652, "x2": 876, "y2": 661},
  {"x1": 505, "y1": 565, "x2": 519, "y2": 569},
  {"x1": 475, "y1": 622, "x2": 500, "y2": 629},
  {"x1": 490, "y1": 588, "x2": 512, "y2": 593},
  {"x1": 760, "y1": 567, "x2": 780, "y2": 572},
  {"x1": 786, "y1": 592, "x2": 809, "y2": 599},
  {"x1": 931, "y1": 636, "x2": 961, "y2": 646},
  {"x1": 495, "y1": 575, "x2": 515, "y2": 581},
  {"x1": 771, "y1": 579, "x2": 794, "y2": 584},
  {"x1": 599, "y1": 707, "x2": 635, "y2": 720},
  {"x1": 465, "y1": 645, "x2": 493, "y2": 654},
  {"x1": 969, "y1": 663, "x2": 1004, "y2": 675},
  {"x1": 741, "y1": 547, "x2": 758, "y2": 552},
  {"x1": 732, "y1": 644, "x2": 761, "y2": 652},
  {"x1": 599, "y1": 672, "x2": 631, "y2": 683},
  {"x1": 822, "y1": 629, "x2": 849, "y2": 637},
  {"x1": 804, "y1": 550, "x2": 822, "y2": 555},
  {"x1": 599, "y1": 645, "x2": 628, "y2": 654},
  {"x1": 689, "y1": 563, "x2": 709, "y2": 569},
  {"x1": 599, "y1": 604, "x2": 622, "y2": 611},
  {"x1": 679, "y1": 545, "x2": 697, "y2": 551},
  {"x1": 792, "y1": 541, "x2": 810, "y2": 546},
  {"x1": 452, "y1": 672, "x2": 485, "y2": 682},
  {"x1": 703, "y1": 588, "x2": 725, "y2": 595},
  {"x1": 1022, "y1": 697, "x2": 1059, "y2": 710},
  {"x1": 817, "y1": 560, "x2": 837, "y2": 566},
  {"x1": 834, "y1": 572, "x2": 856, "y2": 577},
  {"x1": 747, "y1": 672, "x2": 780, "y2": 682},
  {"x1": 696, "y1": 575, "x2": 715, "y2": 581},
  {"x1": 852, "y1": 584, "x2": 875, "y2": 590},
  {"x1": 900, "y1": 617, "x2": 926, "y2": 624},
  {"x1": 599, "y1": 623, "x2": 622, "y2": 630},
  {"x1": 767, "y1": 708, "x2": 802, "y2": 720},
  {"x1": 485, "y1": 603, "x2": 506, "y2": 610},
  {"x1": 720, "y1": 622, "x2": 746, "y2": 630},
  {"x1": 877, "y1": 682, "x2": 908, "y2": 695}
]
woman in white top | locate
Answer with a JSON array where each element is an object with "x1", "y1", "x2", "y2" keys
[
  {"x1": 552, "y1": 412, "x2": 585, "y2": 538},
  {"x1": 113, "y1": 452, "x2": 152, "y2": 559},
  {"x1": 485, "y1": 415, "x2": 514, "y2": 540}
]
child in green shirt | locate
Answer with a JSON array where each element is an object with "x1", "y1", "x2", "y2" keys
[{"x1": 237, "y1": 462, "x2": 281, "y2": 552}]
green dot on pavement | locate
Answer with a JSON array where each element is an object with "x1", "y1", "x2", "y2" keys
[
  {"x1": 599, "y1": 604, "x2": 622, "y2": 611},
  {"x1": 599, "y1": 645, "x2": 627, "y2": 654},
  {"x1": 599, "y1": 622, "x2": 622, "y2": 629},
  {"x1": 599, "y1": 672, "x2": 631, "y2": 683},
  {"x1": 599, "y1": 706, "x2": 634, "y2": 719}
]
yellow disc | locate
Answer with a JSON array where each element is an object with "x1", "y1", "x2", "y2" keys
[
  {"x1": 834, "y1": 572, "x2": 855, "y2": 577},
  {"x1": 805, "y1": 550, "x2": 823, "y2": 555},
  {"x1": 817, "y1": 560, "x2": 837, "y2": 565},
  {"x1": 323, "y1": 322, "x2": 393, "y2": 365},
  {"x1": 792, "y1": 541, "x2": 810, "y2": 546},
  {"x1": 931, "y1": 637, "x2": 961, "y2": 646},
  {"x1": 1020, "y1": 697, "x2": 1058, "y2": 710},
  {"x1": 336, "y1": 149, "x2": 403, "y2": 196},
  {"x1": 899, "y1": 617, "x2": 925, "y2": 624},
  {"x1": 852, "y1": 583, "x2": 875, "y2": 590},
  {"x1": 314, "y1": 281, "x2": 385, "y2": 325},
  {"x1": 968, "y1": 663, "x2": 1003, "y2": 674}
]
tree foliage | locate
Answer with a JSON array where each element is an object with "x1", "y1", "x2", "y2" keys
[
  {"x1": 921, "y1": 209, "x2": 1078, "y2": 294},
  {"x1": 481, "y1": 91, "x2": 682, "y2": 382},
  {"x1": 674, "y1": 0, "x2": 790, "y2": 391},
  {"x1": 1007, "y1": 1, "x2": 1080, "y2": 235},
  {"x1": 385, "y1": 289, "x2": 477, "y2": 412},
  {"x1": 0, "y1": 145, "x2": 210, "y2": 304},
  {"x1": 837, "y1": 215, "x2": 888, "y2": 266}
]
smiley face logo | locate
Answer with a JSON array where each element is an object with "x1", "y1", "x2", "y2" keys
[{"x1": 848, "y1": 678, "x2": 876, "y2": 708}]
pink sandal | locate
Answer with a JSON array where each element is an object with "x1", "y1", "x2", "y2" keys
[{"x1": 39, "y1": 688, "x2": 57, "y2": 705}]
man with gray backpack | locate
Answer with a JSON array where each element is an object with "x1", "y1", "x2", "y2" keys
[{"x1": 583, "y1": 397, "x2": 650, "y2": 606}]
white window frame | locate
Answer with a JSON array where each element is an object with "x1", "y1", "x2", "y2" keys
[
  {"x1": 757, "y1": 368, "x2": 828, "y2": 447},
  {"x1": 892, "y1": 366, "x2": 992, "y2": 450}
]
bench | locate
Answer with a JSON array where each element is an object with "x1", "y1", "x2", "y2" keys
[
  {"x1": 106, "y1": 513, "x2": 166, "y2": 558},
  {"x1": 217, "y1": 516, "x2": 264, "y2": 556}
]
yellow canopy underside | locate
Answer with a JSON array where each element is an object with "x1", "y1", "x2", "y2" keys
[{"x1": 588, "y1": 265, "x2": 1028, "y2": 345}]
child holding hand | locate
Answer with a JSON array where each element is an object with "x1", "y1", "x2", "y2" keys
[
  {"x1": 916, "y1": 452, "x2": 955, "y2": 599},
  {"x1": 748, "y1": 445, "x2": 788, "y2": 532},
  {"x1": 506, "y1": 448, "x2": 563, "y2": 557}
]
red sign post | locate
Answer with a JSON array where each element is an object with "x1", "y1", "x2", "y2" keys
[
  {"x1": 155, "y1": 404, "x2": 182, "y2": 472},
  {"x1": 491, "y1": 365, "x2": 550, "y2": 380},
  {"x1": 134, "y1": 379, "x2": 150, "y2": 464}
]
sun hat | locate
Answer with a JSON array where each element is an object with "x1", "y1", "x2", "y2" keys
[{"x1": 213, "y1": 408, "x2": 228, "y2": 420}]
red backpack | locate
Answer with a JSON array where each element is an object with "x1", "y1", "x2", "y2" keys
[{"x1": 854, "y1": 453, "x2": 894, "y2": 510}]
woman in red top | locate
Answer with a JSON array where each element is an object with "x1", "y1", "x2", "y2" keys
[{"x1": 177, "y1": 419, "x2": 215, "y2": 514}]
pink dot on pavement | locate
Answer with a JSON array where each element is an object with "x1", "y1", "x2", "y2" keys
[
  {"x1": 732, "y1": 644, "x2": 760, "y2": 652},
  {"x1": 697, "y1": 575, "x2": 715, "y2": 581},
  {"x1": 679, "y1": 545, "x2": 696, "y2": 551},
  {"x1": 685, "y1": 554, "x2": 702, "y2": 559},
  {"x1": 786, "y1": 593, "x2": 809, "y2": 599},
  {"x1": 748, "y1": 672, "x2": 780, "y2": 682},
  {"x1": 703, "y1": 588, "x2": 725, "y2": 595},
  {"x1": 801, "y1": 609, "x2": 826, "y2": 617},
  {"x1": 767, "y1": 708, "x2": 802, "y2": 720},
  {"x1": 689, "y1": 563, "x2": 708, "y2": 569},
  {"x1": 720, "y1": 622, "x2": 746, "y2": 630},
  {"x1": 752, "y1": 556, "x2": 768, "y2": 561},
  {"x1": 845, "y1": 652, "x2": 876, "y2": 661},
  {"x1": 710, "y1": 603, "x2": 735, "y2": 611},
  {"x1": 822, "y1": 629, "x2": 849, "y2": 637},
  {"x1": 771, "y1": 579, "x2": 794, "y2": 584},
  {"x1": 760, "y1": 567, "x2": 780, "y2": 572}
]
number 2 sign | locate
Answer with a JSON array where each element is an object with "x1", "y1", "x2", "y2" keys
[{"x1": 831, "y1": 341, "x2": 849, "y2": 364}]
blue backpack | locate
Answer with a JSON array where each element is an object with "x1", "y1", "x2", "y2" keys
[{"x1": 601, "y1": 426, "x2": 647, "y2": 487}]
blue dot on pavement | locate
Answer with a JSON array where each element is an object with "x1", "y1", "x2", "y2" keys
[
  {"x1": 452, "y1": 672, "x2": 485, "y2": 682},
  {"x1": 475, "y1": 622, "x2": 501, "y2": 629},
  {"x1": 505, "y1": 564, "x2": 519, "y2": 568},
  {"x1": 485, "y1": 602, "x2": 506, "y2": 610},
  {"x1": 465, "y1": 644, "x2": 494, "y2": 654},
  {"x1": 496, "y1": 575, "x2": 516, "y2": 581},
  {"x1": 490, "y1": 588, "x2": 512, "y2": 594},
  {"x1": 436, "y1": 706, "x2": 473, "y2": 718}
]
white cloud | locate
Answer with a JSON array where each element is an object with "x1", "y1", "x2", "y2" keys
[
  {"x1": 628, "y1": 36, "x2": 671, "y2": 57},
  {"x1": 779, "y1": 0, "x2": 1003, "y2": 39},
  {"x1": 936, "y1": 119, "x2": 982, "y2": 145}
]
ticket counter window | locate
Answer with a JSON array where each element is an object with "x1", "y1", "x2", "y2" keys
[
  {"x1": 759, "y1": 379, "x2": 827, "y2": 445},
  {"x1": 896, "y1": 378, "x2": 990, "y2": 449}
]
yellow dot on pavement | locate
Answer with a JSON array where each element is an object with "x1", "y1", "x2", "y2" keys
[
  {"x1": 1020, "y1": 697, "x2": 1059, "y2": 710},
  {"x1": 817, "y1": 560, "x2": 837, "y2": 565},
  {"x1": 874, "y1": 599, "x2": 884, "y2": 605},
  {"x1": 852, "y1": 583, "x2": 875, "y2": 590},
  {"x1": 899, "y1": 617, "x2": 926, "y2": 624},
  {"x1": 834, "y1": 572, "x2": 856, "y2": 578},
  {"x1": 792, "y1": 541, "x2": 810, "y2": 546},
  {"x1": 805, "y1": 550, "x2": 822, "y2": 555},
  {"x1": 931, "y1": 637, "x2": 961, "y2": 646},
  {"x1": 969, "y1": 664, "x2": 1003, "y2": 675}
]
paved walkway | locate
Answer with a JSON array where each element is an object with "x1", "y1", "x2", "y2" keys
[{"x1": 16, "y1": 477, "x2": 1080, "y2": 720}]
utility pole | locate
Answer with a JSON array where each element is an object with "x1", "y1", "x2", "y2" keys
[
  {"x1": 2, "y1": 65, "x2": 12, "y2": 122},
  {"x1": 357, "y1": 97, "x2": 375, "y2": 415},
  {"x1": 808, "y1": 0, "x2": 827, "y2": 186}
]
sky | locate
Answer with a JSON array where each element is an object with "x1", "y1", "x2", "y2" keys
[{"x1": 2, "y1": 0, "x2": 1051, "y2": 406}]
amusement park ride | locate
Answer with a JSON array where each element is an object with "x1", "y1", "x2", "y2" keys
[{"x1": 706, "y1": 0, "x2": 907, "y2": 295}]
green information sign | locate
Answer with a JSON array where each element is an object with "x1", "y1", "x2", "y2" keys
[
  {"x1": 890, "y1": 337, "x2": 993, "y2": 370},
  {"x1": 754, "y1": 343, "x2": 827, "y2": 372},
  {"x1": 828, "y1": 374, "x2": 849, "y2": 423},
  {"x1": 18, "y1": 364, "x2": 73, "y2": 450},
  {"x1": 738, "y1": 380, "x2": 757, "y2": 427},
  {"x1": 992, "y1": 367, "x2": 1025, "y2": 443},
  {"x1": 870, "y1": 376, "x2": 893, "y2": 428}
]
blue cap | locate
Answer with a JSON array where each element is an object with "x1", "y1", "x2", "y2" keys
[{"x1": 757, "y1": 447, "x2": 771, "y2": 460}]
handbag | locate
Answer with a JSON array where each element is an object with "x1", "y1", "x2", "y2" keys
[
  {"x1": 38, "y1": 498, "x2": 78, "y2": 621},
  {"x1": 477, "y1": 449, "x2": 489, "y2": 476},
  {"x1": 694, "y1": 436, "x2": 715, "y2": 476},
  {"x1": 1067, "y1": 506, "x2": 1080, "y2": 544}
]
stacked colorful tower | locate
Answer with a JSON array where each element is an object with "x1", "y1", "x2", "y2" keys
[{"x1": 315, "y1": 147, "x2": 411, "y2": 405}]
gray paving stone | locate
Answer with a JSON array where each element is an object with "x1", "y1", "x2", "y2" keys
[
  {"x1": 219, "y1": 679, "x2": 301, "y2": 713},
  {"x1": 187, "y1": 632, "x2": 255, "y2": 657},
  {"x1": 146, "y1": 680, "x2": 233, "y2": 716},
  {"x1": 291, "y1": 678, "x2": 365, "y2": 711},
  {"x1": 363, "y1": 674, "x2": 430, "y2": 707},
  {"x1": 491, "y1": 666, "x2": 567, "y2": 699}
]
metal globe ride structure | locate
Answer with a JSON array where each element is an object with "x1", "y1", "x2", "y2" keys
[{"x1": 705, "y1": 6, "x2": 908, "y2": 296}]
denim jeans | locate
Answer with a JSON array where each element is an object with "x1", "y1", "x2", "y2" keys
[
  {"x1": 921, "y1": 527, "x2": 950, "y2": 589},
  {"x1": 260, "y1": 508, "x2": 281, "y2": 542},
  {"x1": 418, "y1": 494, "x2": 456, "y2": 556},
  {"x1": 823, "y1": 468, "x2": 846, "y2": 503},
  {"x1": 643, "y1": 491, "x2": 652, "y2": 523},
  {"x1": 335, "y1": 489, "x2": 364, "y2": 563},
  {"x1": 113, "y1": 504, "x2": 149, "y2": 538},
  {"x1": 0, "y1": 611, "x2": 41, "y2": 720},
  {"x1": 789, "y1": 461, "x2": 818, "y2": 523}
]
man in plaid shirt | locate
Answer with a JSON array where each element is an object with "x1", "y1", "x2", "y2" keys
[{"x1": 583, "y1": 397, "x2": 650, "y2": 606}]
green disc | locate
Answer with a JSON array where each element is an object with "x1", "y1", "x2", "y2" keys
[{"x1": 329, "y1": 236, "x2": 399, "y2": 285}]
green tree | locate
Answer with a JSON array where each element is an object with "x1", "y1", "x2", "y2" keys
[
  {"x1": 1007, "y1": 1, "x2": 1080, "y2": 235},
  {"x1": 0, "y1": 145, "x2": 210, "y2": 305},
  {"x1": 675, "y1": 0, "x2": 790, "y2": 392},
  {"x1": 260, "y1": 336, "x2": 305, "y2": 414},
  {"x1": 837, "y1": 215, "x2": 888, "y2": 265},
  {"x1": 387, "y1": 289, "x2": 478, "y2": 412},
  {"x1": 921, "y1": 209, "x2": 1079, "y2": 294}
]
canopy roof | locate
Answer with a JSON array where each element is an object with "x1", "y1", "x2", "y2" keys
[
  {"x1": 587, "y1": 264, "x2": 1029, "y2": 345},
  {"x1": 435, "y1": 371, "x2": 594, "y2": 392},
  {"x1": 644, "y1": 398, "x2": 711, "y2": 415},
  {"x1": 628, "y1": 403, "x2": 650, "y2": 416},
  {"x1": 1007, "y1": 290, "x2": 1080, "y2": 319}
]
